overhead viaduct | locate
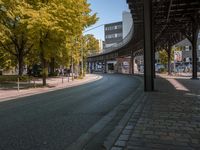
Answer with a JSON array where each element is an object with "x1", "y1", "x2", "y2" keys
[{"x1": 87, "y1": 0, "x2": 200, "y2": 91}]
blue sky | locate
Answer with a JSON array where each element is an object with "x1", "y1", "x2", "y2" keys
[{"x1": 84, "y1": 0, "x2": 129, "y2": 40}]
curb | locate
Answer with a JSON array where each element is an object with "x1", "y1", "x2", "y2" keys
[
  {"x1": 66, "y1": 76, "x2": 144, "y2": 150},
  {"x1": 102, "y1": 77, "x2": 145, "y2": 150}
]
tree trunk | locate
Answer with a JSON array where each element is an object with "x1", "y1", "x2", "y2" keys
[
  {"x1": 41, "y1": 55, "x2": 47, "y2": 86},
  {"x1": 50, "y1": 57, "x2": 55, "y2": 75},
  {"x1": 42, "y1": 59, "x2": 47, "y2": 86},
  {"x1": 18, "y1": 55, "x2": 24, "y2": 76},
  {"x1": 40, "y1": 44, "x2": 47, "y2": 86}
]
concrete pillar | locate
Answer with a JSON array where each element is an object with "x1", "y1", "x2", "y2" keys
[
  {"x1": 192, "y1": 23, "x2": 199, "y2": 79},
  {"x1": 167, "y1": 45, "x2": 172, "y2": 75},
  {"x1": 104, "y1": 60, "x2": 107, "y2": 73},
  {"x1": 130, "y1": 51, "x2": 134, "y2": 75},
  {"x1": 153, "y1": 41, "x2": 156, "y2": 78},
  {"x1": 143, "y1": 0, "x2": 154, "y2": 91}
]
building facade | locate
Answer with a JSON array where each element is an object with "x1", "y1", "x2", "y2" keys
[
  {"x1": 104, "y1": 21, "x2": 123, "y2": 48},
  {"x1": 174, "y1": 38, "x2": 200, "y2": 63}
]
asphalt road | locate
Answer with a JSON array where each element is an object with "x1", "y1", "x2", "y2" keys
[{"x1": 0, "y1": 74, "x2": 140, "y2": 150}]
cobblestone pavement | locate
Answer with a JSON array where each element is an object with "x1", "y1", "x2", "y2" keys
[
  {"x1": 0, "y1": 74, "x2": 102, "y2": 102},
  {"x1": 110, "y1": 76, "x2": 200, "y2": 150}
]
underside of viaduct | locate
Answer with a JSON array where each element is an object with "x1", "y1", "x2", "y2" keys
[{"x1": 87, "y1": 0, "x2": 200, "y2": 91}]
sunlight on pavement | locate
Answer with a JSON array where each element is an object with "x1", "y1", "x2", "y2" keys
[{"x1": 166, "y1": 78, "x2": 189, "y2": 92}]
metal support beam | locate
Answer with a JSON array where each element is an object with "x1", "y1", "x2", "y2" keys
[
  {"x1": 143, "y1": 0, "x2": 154, "y2": 91},
  {"x1": 104, "y1": 60, "x2": 107, "y2": 73},
  {"x1": 152, "y1": 41, "x2": 156, "y2": 78},
  {"x1": 131, "y1": 51, "x2": 134, "y2": 74},
  {"x1": 191, "y1": 23, "x2": 199, "y2": 79},
  {"x1": 167, "y1": 44, "x2": 172, "y2": 75}
]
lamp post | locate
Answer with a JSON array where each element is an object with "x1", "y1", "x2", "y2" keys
[
  {"x1": 81, "y1": 41, "x2": 84, "y2": 77},
  {"x1": 71, "y1": 38, "x2": 76, "y2": 81},
  {"x1": 81, "y1": 38, "x2": 90, "y2": 77}
]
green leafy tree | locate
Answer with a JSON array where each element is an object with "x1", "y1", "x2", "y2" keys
[
  {"x1": 0, "y1": 0, "x2": 34, "y2": 75},
  {"x1": 159, "y1": 50, "x2": 168, "y2": 66},
  {"x1": 84, "y1": 34, "x2": 100, "y2": 56},
  {"x1": 0, "y1": 0, "x2": 97, "y2": 84},
  {"x1": 26, "y1": 0, "x2": 97, "y2": 85},
  {"x1": 0, "y1": 49, "x2": 14, "y2": 71}
]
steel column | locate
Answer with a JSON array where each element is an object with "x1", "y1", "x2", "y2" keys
[
  {"x1": 167, "y1": 44, "x2": 172, "y2": 75},
  {"x1": 192, "y1": 24, "x2": 199, "y2": 79},
  {"x1": 104, "y1": 60, "x2": 107, "y2": 73},
  {"x1": 152, "y1": 41, "x2": 156, "y2": 78},
  {"x1": 143, "y1": 0, "x2": 154, "y2": 91},
  {"x1": 131, "y1": 51, "x2": 134, "y2": 74}
]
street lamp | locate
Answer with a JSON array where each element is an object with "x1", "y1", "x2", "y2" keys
[
  {"x1": 81, "y1": 39, "x2": 84, "y2": 77},
  {"x1": 81, "y1": 38, "x2": 90, "y2": 77}
]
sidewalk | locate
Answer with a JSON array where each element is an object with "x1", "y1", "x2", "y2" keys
[
  {"x1": 162, "y1": 72, "x2": 200, "y2": 78},
  {"x1": 0, "y1": 74, "x2": 102, "y2": 102},
  {"x1": 106, "y1": 75, "x2": 200, "y2": 150}
]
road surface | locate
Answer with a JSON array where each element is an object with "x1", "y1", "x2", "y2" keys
[{"x1": 0, "y1": 74, "x2": 140, "y2": 150}]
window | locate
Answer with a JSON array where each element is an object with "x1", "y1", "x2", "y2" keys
[
  {"x1": 181, "y1": 46, "x2": 185, "y2": 51},
  {"x1": 198, "y1": 45, "x2": 200, "y2": 50},
  {"x1": 185, "y1": 45, "x2": 190, "y2": 51},
  {"x1": 199, "y1": 57, "x2": 200, "y2": 62},
  {"x1": 185, "y1": 57, "x2": 190, "y2": 62},
  {"x1": 189, "y1": 46, "x2": 192, "y2": 51},
  {"x1": 106, "y1": 34, "x2": 116, "y2": 39},
  {"x1": 116, "y1": 33, "x2": 122, "y2": 38}
]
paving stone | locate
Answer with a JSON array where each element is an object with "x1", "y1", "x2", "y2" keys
[
  {"x1": 118, "y1": 134, "x2": 129, "y2": 141},
  {"x1": 122, "y1": 129, "x2": 132, "y2": 135},
  {"x1": 144, "y1": 134, "x2": 159, "y2": 140},
  {"x1": 126, "y1": 146, "x2": 150, "y2": 150},
  {"x1": 111, "y1": 147, "x2": 123, "y2": 150},
  {"x1": 117, "y1": 77, "x2": 200, "y2": 150},
  {"x1": 142, "y1": 130, "x2": 153, "y2": 135},
  {"x1": 115, "y1": 140, "x2": 126, "y2": 147},
  {"x1": 191, "y1": 139, "x2": 199, "y2": 144},
  {"x1": 125, "y1": 125, "x2": 134, "y2": 130}
]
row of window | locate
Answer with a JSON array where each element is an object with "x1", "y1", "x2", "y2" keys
[
  {"x1": 184, "y1": 57, "x2": 200, "y2": 62},
  {"x1": 105, "y1": 33, "x2": 122, "y2": 39},
  {"x1": 105, "y1": 25, "x2": 122, "y2": 31},
  {"x1": 179, "y1": 45, "x2": 200, "y2": 51}
]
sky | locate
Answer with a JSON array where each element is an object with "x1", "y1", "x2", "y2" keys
[{"x1": 84, "y1": 0, "x2": 129, "y2": 40}]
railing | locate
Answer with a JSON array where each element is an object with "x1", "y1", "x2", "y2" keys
[{"x1": 88, "y1": 24, "x2": 134, "y2": 57}]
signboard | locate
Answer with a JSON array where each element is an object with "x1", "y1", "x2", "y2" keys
[{"x1": 174, "y1": 51, "x2": 182, "y2": 62}]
